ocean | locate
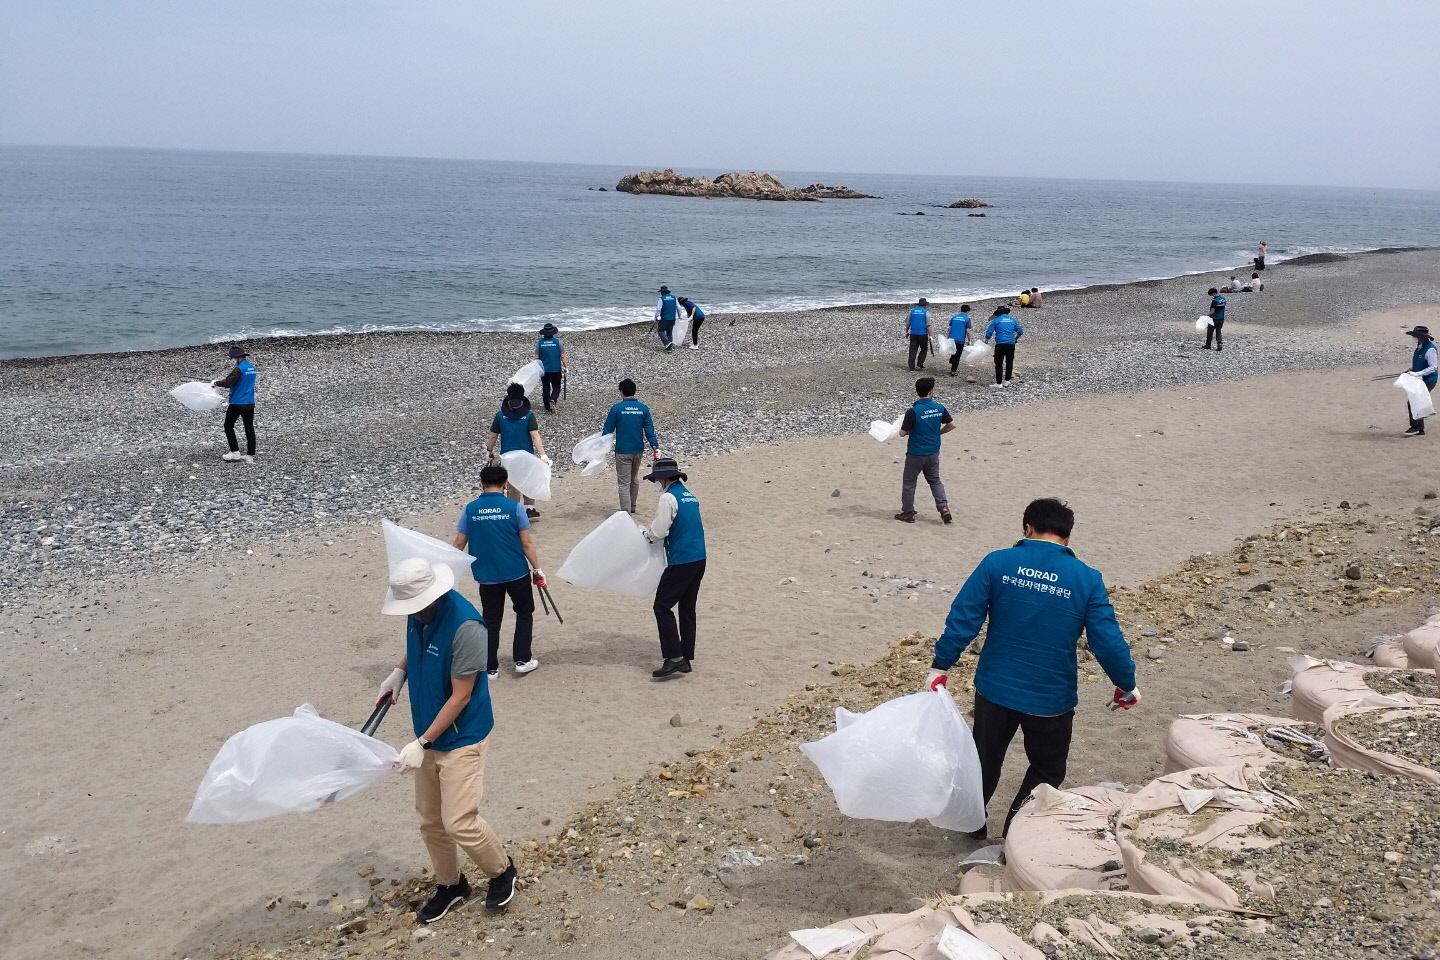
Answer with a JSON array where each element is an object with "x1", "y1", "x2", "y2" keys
[{"x1": 3, "y1": 145, "x2": 1439, "y2": 360}]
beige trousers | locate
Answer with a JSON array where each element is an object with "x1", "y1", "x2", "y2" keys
[
  {"x1": 614, "y1": 452, "x2": 643, "y2": 513},
  {"x1": 414, "y1": 740, "x2": 509, "y2": 884}
]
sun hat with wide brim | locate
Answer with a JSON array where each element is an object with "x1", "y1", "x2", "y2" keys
[
  {"x1": 644, "y1": 457, "x2": 687, "y2": 482},
  {"x1": 227, "y1": 345, "x2": 249, "y2": 358},
  {"x1": 382, "y1": 557, "x2": 455, "y2": 616},
  {"x1": 1406, "y1": 326, "x2": 1432, "y2": 340}
]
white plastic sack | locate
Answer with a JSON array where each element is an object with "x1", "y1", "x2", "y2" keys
[
  {"x1": 934, "y1": 336, "x2": 958, "y2": 359},
  {"x1": 169, "y1": 380, "x2": 228, "y2": 411},
  {"x1": 557, "y1": 510, "x2": 667, "y2": 597},
  {"x1": 509, "y1": 359, "x2": 543, "y2": 396},
  {"x1": 499, "y1": 450, "x2": 553, "y2": 501},
  {"x1": 581, "y1": 458, "x2": 609, "y2": 477},
  {"x1": 571, "y1": 430, "x2": 615, "y2": 465},
  {"x1": 868, "y1": 414, "x2": 903, "y2": 442},
  {"x1": 960, "y1": 341, "x2": 991, "y2": 364},
  {"x1": 671, "y1": 312, "x2": 690, "y2": 349},
  {"x1": 187, "y1": 704, "x2": 399, "y2": 824},
  {"x1": 1396, "y1": 373, "x2": 1435, "y2": 420},
  {"x1": 382, "y1": 518, "x2": 475, "y2": 590},
  {"x1": 800, "y1": 690, "x2": 985, "y2": 832},
  {"x1": 1195, "y1": 315, "x2": 1213, "y2": 331}
]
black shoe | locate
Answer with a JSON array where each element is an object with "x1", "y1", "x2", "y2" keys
[
  {"x1": 651, "y1": 657, "x2": 691, "y2": 679},
  {"x1": 484, "y1": 858, "x2": 517, "y2": 909},
  {"x1": 940, "y1": 506, "x2": 953, "y2": 524},
  {"x1": 664, "y1": 343, "x2": 674, "y2": 352},
  {"x1": 419, "y1": 875, "x2": 471, "y2": 923},
  {"x1": 526, "y1": 508, "x2": 540, "y2": 519},
  {"x1": 1202, "y1": 344, "x2": 1212, "y2": 350},
  {"x1": 967, "y1": 826, "x2": 989, "y2": 841},
  {"x1": 1405, "y1": 427, "x2": 1421, "y2": 436},
  {"x1": 894, "y1": 511, "x2": 916, "y2": 523}
]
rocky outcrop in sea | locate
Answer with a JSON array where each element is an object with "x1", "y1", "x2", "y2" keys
[{"x1": 615, "y1": 169, "x2": 876, "y2": 201}]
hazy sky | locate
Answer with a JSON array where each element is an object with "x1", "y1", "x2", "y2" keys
[{"x1": 3, "y1": 0, "x2": 1437, "y2": 189}]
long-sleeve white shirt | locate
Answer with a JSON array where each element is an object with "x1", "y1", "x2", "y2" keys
[{"x1": 644, "y1": 490, "x2": 679, "y2": 543}]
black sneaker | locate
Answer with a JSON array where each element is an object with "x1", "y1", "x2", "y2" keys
[
  {"x1": 651, "y1": 657, "x2": 691, "y2": 679},
  {"x1": 525, "y1": 508, "x2": 540, "y2": 519},
  {"x1": 939, "y1": 506, "x2": 953, "y2": 525},
  {"x1": 894, "y1": 511, "x2": 916, "y2": 523},
  {"x1": 418, "y1": 875, "x2": 471, "y2": 923},
  {"x1": 485, "y1": 858, "x2": 518, "y2": 909}
]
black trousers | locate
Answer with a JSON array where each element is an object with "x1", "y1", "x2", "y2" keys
[
  {"x1": 1409, "y1": 380, "x2": 1436, "y2": 433},
  {"x1": 1204, "y1": 318, "x2": 1225, "y2": 350},
  {"x1": 477, "y1": 575, "x2": 534, "y2": 670},
  {"x1": 972, "y1": 692, "x2": 1074, "y2": 835},
  {"x1": 993, "y1": 343, "x2": 1016, "y2": 383},
  {"x1": 907, "y1": 334, "x2": 929, "y2": 370},
  {"x1": 654, "y1": 558, "x2": 706, "y2": 661},
  {"x1": 950, "y1": 347, "x2": 964, "y2": 373},
  {"x1": 223, "y1": 404, "x2": 256, "y2": 455},
  {"x1": 690, "y1": 316, "x2": 704, "y2": 345},
  {"x1": 540, "y1": 372, "x2": 563, "y2": 410}
]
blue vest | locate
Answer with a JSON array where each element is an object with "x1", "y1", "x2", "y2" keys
[
  {"x1": 986, "y1": 314, "x2": 1022, "y2": 344},
  {"x1": 461, "y1": 492, "x2": 530, "y2": 584},
  {"x1": 603, "y1": 399, "x2": 656, "y2": 455},
  {"x1": 1210, "y1": 295, "x2": 1226, "y2": 321},
  {"x1": 495, "y1": 411, "x2": 534, "y2": 454},
  {"x1": 908, "y1": 306, "x2": 928, "y2": 335},
  {"x1": 948, "y1": 313, "x2": 971, "y2": 341},
  {"x1": 663, "y1": 482, "x2": 706, "y2": 565},
  {"x1": 906, "y1": 398, "x2": 949, "y2": 456},
  {"x1": 659, "y1": 294, "x2": 679, "y2": 323},
  {"x1": 537, "y1": 337, "x2": 563, "y2": 374},
  {"x1": 1414, "y1": 344, "x2": 1439, "y2": 388},
  {"x1": 406, "y1": 591, "x2": 493, "y2": 751},
  {"x1": 230, "y1": 360, "x2": 257, "y2": 405}
]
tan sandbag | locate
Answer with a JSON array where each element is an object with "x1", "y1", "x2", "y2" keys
[
  {"x1": 1001, "y1": 784, "x2": 1128, "y2": 893},
  {"x1": 958, "y1": 862, "x2": 1007, "y2": 895},
  {"x1": 1114, "y1": 765, "x2": 1302, "y2": 910},
  {"x1": 1403, "y1": 624, "x2": 1440, "y2": 670},
  {"x1": 1370, "y1": 638, "x2": 1409, "y2": 668},
  {"x1": 1288, "y1": 657, "x2": 1437, "y2": 722},
  {"x1": 1163, "y1": 713, "x2": 1325, "y2": 773},
  {"x1": 1322, "y1": 700, "x2": 1440, "y2": 784}
]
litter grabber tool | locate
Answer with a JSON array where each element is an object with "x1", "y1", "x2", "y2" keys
[
  {"x1": 537, "y1": 582, "x2": 564, "y2": 624},
  {"x1": 361, "y1": 697, "x2": 392, "y2": 737}
]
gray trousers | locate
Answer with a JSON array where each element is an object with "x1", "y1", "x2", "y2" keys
[
  {"x1": 901, "y1": 453, "x2": 948, "y2": 513},
  {"x1": 615, "y1": 452, "x2": 644, "y2": 513}
]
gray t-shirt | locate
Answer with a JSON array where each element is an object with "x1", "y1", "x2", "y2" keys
[{"x1": 451, "y1": 620, "x2": 485, "y2": 677}]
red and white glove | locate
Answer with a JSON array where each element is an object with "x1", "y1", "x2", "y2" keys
[
  {"x1": 925, "y1": 668, "x2": 948, "y2": 692},
  {"x1": 376, "y1": 667, "x2": 406, "y2": 707},
  {"x1": 1111, "y1": 687, "x2": 1140, "y2": 710},
  {"x1": 531, "y1": 569, "x2": 547, "y2": 589}
]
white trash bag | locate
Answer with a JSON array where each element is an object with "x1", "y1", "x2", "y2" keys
[
  {"x1": 509, "y1": 359, "x2": 543, "y2": 396},
  {"x1": 571, "y1": 430, "x2": 615, "y2": 465},
  {"x1": 169, "y1": 381, "x2": 228, "y2": 412},
  {"x1": 671, "y1": 312, "x2": 690, "y2": 349},
  {"x1": 961, "y1": 341, "x2": 992, "y2": 364},
  {"x1": 934, "y1": 336, "x2": 958, "y2": 359},
  {"x1": 581, "y1": 459, "x2": 609, "y2": 477},
  {"x1": 557, "y1": 511, "x2": 667, "y2": 597},
  {"x1": 1396, "y1": 373, "x2": 1435, "y2": 420},
  {"x1": 800, "y1": 690, "x2": 986, "y2": 832},
  {"x1": 187, "y1": 704, "x2": 400, "y2": 824},
  {"x1": 868, "y1": 414, "x2": 903, "y2": 442},
  {"x1": 1195, "y1": 315, "x2": 1213, "y2": 331},
  {"x1": 382, "y1": 518, "x2": 475, "y2": 590},
  {"x1": 499, "y1": 450, "x2": 553, "y2": 501}
]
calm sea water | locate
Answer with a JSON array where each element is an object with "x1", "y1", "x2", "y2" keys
[{"x1": 3, "y1": 145, "x2": 1439, "y2": 360}]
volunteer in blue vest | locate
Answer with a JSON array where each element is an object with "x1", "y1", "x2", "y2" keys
[
  {"x1": 211, "y1": 345, "x2": 258, "y2": 462},
  {"x1": 903, "y1": 297, "x2": 930, "y2": 371},
  {"x1": 374, "y1": 556, "x2": 518, "y2": 923},
  {"x1": 947, "y1": 304, "x2": 973, "y2": 377},
  {"x1": 535, "y1": 323, "x2": 567, "y2": 412},
  {"x1": 1203, "y1": 288, "x2": 1226, "y2": 351},
  {"x1": 984, "y1": 306, "x2": 1024, "y2": 387},
  {"x1": 453, "y1": 464, "x2": 546, "y2": 676},
  {"x1": 641, "y1": 458, "x2": 706, "y2": 679},
  {"x1": 677, "y1": 296, "x2": 705, "y2": 349},
  {"x1": 1400, "y1": 325, "x2": 1438, "y2": 437},
  {"x1": 486, "y1": 384, "x2": 549, "y2": 520},
  {"x1": 923, "y1": 498, "x2": 1139, "y2": 839},
  {"x1": 655, "y1": 285, "x2": 680, "y2": 352},
  {"x1": 895, "y1": 376, "x2": 955, "y2": 524},
  {"x1": 601, "y1": 378, "x2": 661, "y2": 514}
]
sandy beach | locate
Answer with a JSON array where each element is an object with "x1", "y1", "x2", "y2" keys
[{"x1": 2, "y1": 250, "x2": 1440, "y2": 959}]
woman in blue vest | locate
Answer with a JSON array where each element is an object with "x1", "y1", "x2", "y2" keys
[
  {"x1": 1402, "y1": 325, "x2": 1438, "y2": 437},
  {"x1": 677, "y1": 297, "x2": 705, "y2": 349},
  {"x1": 212, "y1": 344, "x2": 258, "y2": 462},
  {"x1": 486, "y1": 384, "x2": 549, "y2": 519},
  {"x1": 641, "y1": 458, "x2": 706, "y2": 679}
]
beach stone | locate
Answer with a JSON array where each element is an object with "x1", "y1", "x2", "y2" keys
[
  {"x1": 1146, "y1": 648, "x2": 1164, "y2": 660},
  {"x1": 1232, "y1": 641, "x2": 1250, "y2": 652},
  {"x1": 1426, "y1": 492, "x2": 1438, "y2": 500},
  {"x1": 1345, "y1": 565, "x2": 1362, "y2": 580},
  {"x1": 830, "y1": 489, "x2": 841, "y2": 497},
  {"x1": 1249, "y1": 582, "x2": 1273, "y2": 592},
  {"x1": 669, "y1": 714, "x2": 684, "y2": 727}
]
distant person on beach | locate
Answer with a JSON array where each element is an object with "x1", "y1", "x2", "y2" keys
[
  {"x1": 894, "y1": 376, "x2": 955, "y2": 524},
  {"x1": 602, "y1": 378, "x2": 661, "y2": 514},
  {"x1": 947, "y1": 305, "x2": 973, "y2": 377},
  {"x1": 1018, "y1": 290, "x2": 1031, "y2": 308},
  {"x1": 641, "y1": 457, "x2": 706, "y2": 679},
  {"x1": 1255, "y1": 240, "x2": 1267, "y2": 272},
  {"x1": 1223, "y1": 276, "x2": 1241, "y2": 294},
  {"x1": 376, "y1": 557, "x2": 518, "y2": 923},
  {"x1": 905, "y1": 297, "x2": 930, "y2": 371},
  {"x1": 677, "y1": 297, "x2": 705, "y2": 349},
  {"x1": 212, "y1": 345, "x2": 257, "y2": 463},
  {"x1": 923, "y1": 497, "x2": 1139, "y2": 839},
  {"x1": 486, "y1": 384, "x2": 549, "y2": 519},
  {"x1": 535, "y1": 324, "x2": 567, "y2": 412},
  {"x1": 1029, "y1": 287, "x2": 1042, "y2": 308},
  {"x1": 1401, "y1": 325, "x2": 1438, "y2": 437},
  {"x1": 454, "y1": 464, "x2": 545, "y2": 676},
  {"x1": 1242, "y1": 273, "x2": 1264, "y2": 293},
  {"x1": 655, "y1": 286, "x2": 680, "y2": 352},
  {"x1": 984, "y1": 306, "x2": 1023, "y2": 386},
  {"x1": 1203, "y1": 288, "x2": 1226, "y2": 351}
]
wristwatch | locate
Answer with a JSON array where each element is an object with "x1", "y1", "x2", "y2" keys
[{"x1": 419, "y1": 737, "x2": 432, "y2": 750}]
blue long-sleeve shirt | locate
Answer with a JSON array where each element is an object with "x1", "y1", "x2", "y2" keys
[
  {"x1": 933, "y1": 539, "x2": 1136, "y2": 716},
  {"x1": 985, "y1": 314, "x2": 1023, "y2": 345},
  {"x1": 601, "y1": 398, "x2": 659, "y2": 455}
]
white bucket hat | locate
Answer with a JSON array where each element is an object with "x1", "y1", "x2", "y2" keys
[{"x1": 382, "y1": 557, "x2": 455, "y2": 616}]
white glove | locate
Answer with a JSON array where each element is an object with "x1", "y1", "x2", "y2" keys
[
  {"x1": 925, "y1": 668, "x2": 948, "y2": 692},
  {"x1": 540, "y1": 455, "x2": 552, "y2": 465},
  {"x1": 376, "y1": 667, "x2": 406, "y2": 706},
  {"x1": 395, "y1": 739, "x2": 426, "y2": 772}
]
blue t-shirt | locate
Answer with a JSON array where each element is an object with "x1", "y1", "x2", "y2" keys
[
  {"x1": 229, "y1": 360, "x2": 257, "y2": 405},
  {"x1": 901, "y1": 397, "x2": 952, "y2": 456},
  {"x1": 457, "y1": 492, "x2": 531, "y2": 584},
  {"x1": 907, "y1": 306, "x2": 928, "y2": 335},
  {"x1": 985, "y1": 314, "x2": 1023, "y2": 344},
  {"x1": 490, "y1": 410, "x2": 537, "y2": 454},
  {"x1": 948, "y1": 313, "x2": 971, "y2": 341},
  {"x1": 536, "y1": 337, "x2": 564, "y2": 374},
  {"x1": 1210, "y1": 295, "x2": 1227, "y2": 321},
  {"x1": 602, "y1": 399, "x2": 659, "y2": 455}
]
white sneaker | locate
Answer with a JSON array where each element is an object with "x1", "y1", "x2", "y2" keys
[
  {"x1": 241, "y1": 454, "x2": 255, "y2": 463},
  {"x1": 988, "y1": 383, "x2": 1003, "y2": 389},
  {"x1": 486, "y1": 669, "x2": 499, "y2": 679},
  {"x1": 514, "y1": 659, "x2": 540, "y2": 674},
  {"x1": 687, "y1": 344, "x2": 699, "y2": 350},
  {"x1": 221, "y1": 451, "x2": 242, "y2": 461}
]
